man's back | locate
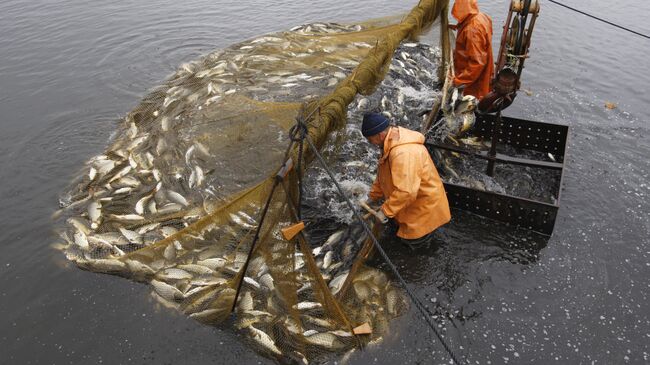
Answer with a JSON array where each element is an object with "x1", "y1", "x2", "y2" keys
[{"x1": 452, "y1": 0, "x2": 494, "y2": 99}]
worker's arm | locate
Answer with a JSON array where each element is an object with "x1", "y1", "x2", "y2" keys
[
  {"x1": 381, "y1": 148, "x2": 421, "y2": 218},
  {"x1": 453, "y1": 28, "x2": 488, "y2": 87}
]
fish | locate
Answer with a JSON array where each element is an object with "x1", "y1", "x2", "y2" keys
[
  {"x1": 88, "y1": 200, "x2": 102, "y2": 229},
  {"x1": 81, "y1": 258, "x2": 126, "y2": 273},
  {"x1": 238, "y1": 291, "x2": 254, "y2": 312},
  {"x1": 182, "y1": 287, "x2": 219, "y2": 314},
  {"x1": 163, "y1": 243, "x2": 176, "y2": 261},
  {"x1": 293, "y1": 302, "x2": 322, "y2": 311},
  {"x1": 244, "y1": 310, "x2": 272, "y2": 318},
  {"x1": 303, "y1": 329, "x2": 319, "y2": 337},
  {"x1": 124, "y1": 259, "x2": 155, "y2": 279},
  {"x1": 113, "y1": 187, "x2": 133, "y2": 195},
  {"x1": 67, "y1": 217, "x2": 91, "y2": 236},
  {"x1": 189, "y1": 277, "x2": 228, "y2": 287},
  {"x1": 157, "y1": 268, "x2": 193, "y2": 280},
  {"x1": 73, "y1": 231, "x2": 89, "y2": 250},
  {"x1": 352, "y1": 281, "x2": 372, "y2": 301},
  {"x1": 323, "y1": 230, "x2": 344, "y2": 249},
  {"x1": 157, "y1": 203, "x2": 183, "y2": 214},
  {"x1": 88, "y1": 166, "x2": 98, "y2": 181},
  {"x1": 229, "y1": 213, "x2": 255, "y2": 229},
  {"x1": 196, "y1": 258, "x2": 227, "y2": 270},
  {"x1": 302, "y1": 315, "x2": 334, "y2": 329},
  {"x1": 330, "y1": 330, "x2": 353, "y2": 337},
  {"x1": 109, "y1": 214, "x2": 145, "y2": 222},
  {"x1": 167, "y1": 190, "x2": 189, "y2": 206},
  {"x1": 108, "y1": 165, "x2": 132, "y2": 183},
  {"x1": 156, "y1": 138, "x2": 168, "y2": 155},
  {"x1": 258, "y1": 273, "x2": 274, "y2": 290},
  {"x1": 304, "y1": 332, "x2": 345, "y2": 349},
  {"x1": 189, "y1": 308, "x2": 229, "y2": 323},
  {"x1": 356, "y1": 98, "x2": 369, "y2": 110},
  {"x1": 93, "y1": 158, "x2": 116, "y2": 177},
  {"x1": 151, "y1": 279, "x2": 184, "y2": 302},
  {"x1": 118, "y1": 227, "x2": 143, "y2": 245},
  {"x1": 386, "y1": 288, "x2": 401, "y2": 315},
  {"x1": 160, "y1": 226, "x2": 178, "y2": 238},
  {"x1": 135, "y1": 195, "x2": 151, "y2": 215},
  {"x1": 160, "y1": 117, "x2": 170, "y2": 132},
  {"x1": 177, "y1": 264, "x2": 214, "y2": 275},
  {"x1": 136, "y1": 223, "x2": 160, "y2": 235},
  {"x1": 244, "y1": 276, "x2": 261, "y2": 290},
  {"x1": 249, "y1": 326, "x2": 281, "y2": 356},
  {"x1": 323, "y1": 251, "x2": 333, "y2": 269},
  {"x1": 329, "y1": 271, "x2": 349, "y2": 295}
]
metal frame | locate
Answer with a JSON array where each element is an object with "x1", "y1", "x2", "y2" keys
[{"x1": 427, "y1": 114, "x2": 569, "y2": 236}]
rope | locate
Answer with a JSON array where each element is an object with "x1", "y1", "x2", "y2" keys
[
  {"x1": 302, "y1": 133, "x2": 465, "y2": 365},
  {"x1": 546, "y1": 0, "x2": 650, "y2": 39}
]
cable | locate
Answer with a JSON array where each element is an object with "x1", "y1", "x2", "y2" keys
[
  {"x1": 303, "y1": 133, "x2": 465, "y2": 365},
  {"x1": 546, "y1": 0, "x2": 650, "y2": 39}
]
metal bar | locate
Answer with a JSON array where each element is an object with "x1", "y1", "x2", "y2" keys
[
  {"x1": 427, "y1": 141, "x2": 563, "y2": 170},
  {"x1": 486, "y1": 108, "x2": 503, "y2": 176}
]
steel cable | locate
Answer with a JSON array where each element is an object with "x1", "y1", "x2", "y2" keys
[{"x1": 546, "y1": 0, "x2": 650, "y2": 39}]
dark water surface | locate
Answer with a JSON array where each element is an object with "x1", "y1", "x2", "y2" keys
[{"x1": 1, "y1": 0, "x2": 648, "y2": 364}]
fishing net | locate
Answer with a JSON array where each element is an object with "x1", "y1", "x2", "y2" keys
[{"x1": 54, "y1": 0, "x2": 452, "y2": 363}]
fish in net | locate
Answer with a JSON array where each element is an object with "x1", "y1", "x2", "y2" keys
[{"x1": 53, "y1": 0, "x2": 453, "y2": 363}]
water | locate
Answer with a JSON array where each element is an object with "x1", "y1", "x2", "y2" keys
[{"x1": 1, "y1": 0, "x2": 648, "y2": 364}]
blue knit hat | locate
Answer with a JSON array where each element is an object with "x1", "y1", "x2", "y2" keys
[{"x1": 361, "y1": 113, "x2": 389, "y2": 137}]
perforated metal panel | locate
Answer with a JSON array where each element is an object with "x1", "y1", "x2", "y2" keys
[
  {"x1": 474, "y1": 114, "x2": 569, "y2": 159},
  {"x1": 431, "y1": 114, "x2": 569, "y2": 236},
  {"x1": 444, "y1": 182, "x2": 558, "y2": 235}
]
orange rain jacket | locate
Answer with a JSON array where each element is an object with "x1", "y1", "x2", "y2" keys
[
  {"x1": 452, "y1": 0, "x2": 494, "y2": 100},
  {"x1": 369, "y1": 127, "x2": 451, "y2": 239}
]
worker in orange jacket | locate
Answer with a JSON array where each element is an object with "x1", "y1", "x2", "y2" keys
[
  {"x1": 450, "y1": 0, "x2": 494, "y2": 100},
  {"x1": 362, "y1": 113, "x2": 451, "y2": 245}
]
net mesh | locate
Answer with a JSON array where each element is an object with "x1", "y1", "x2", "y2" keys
[{"x1": 54, "y1": 0, "x2": 451, "y2": 362}]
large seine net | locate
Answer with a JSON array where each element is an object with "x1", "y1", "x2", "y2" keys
[{"x1": 54, "y1": 1, "x2": 451, "y2": 363}]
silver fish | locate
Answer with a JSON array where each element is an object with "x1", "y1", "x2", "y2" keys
[
  {"x1": 329, "y1": 271, "x2": 349, "y2": 295},
  {"x1": 293, "y1": 301, "x2": 322, "y2": 311},
  {"x1": 304, "y1": 332, "x2": 345, "y2": 349},
  {"x1": 73, "y1": 231, "x2": 89, "y2": 250},
  {"x1": 135, "y1": 195, "x2": 151, "y2": 215},
  {"x1": 151, "y1": 279, "x2": 184, "y2": 302},
  {"x1": 157, "y1": 268, "x2": 193, "y2": 280},
  {"x1": 249, "y1": 326, "x2": 281, "y2": 356},
  {"x1": 109, "y1": 214, "x2": 144, "y2": 222},
  {"x1": 88, "y1": 200, "x2": 102, "y2": 230},
  {"x1": 323, "y1": 251, "x2": 333, "y2": 269},
  {"x1": 81, "y1": 258, "x2": 125, "y2": 273},
  {"x1": 119, "y1": 227, "x2": 143, "y2": 245},
  {"x1": 177, "y1": 264, "x2": 214, "y2": 276},
  {"x1": 167, "y1": 190, "x2": 189, "y2": 207},
  {"x1": 196, "y1": 258, "x2": 227, "y2": 270},
  {"x1": 244, "y1": 276, "x2": 261, "y2": 290}
]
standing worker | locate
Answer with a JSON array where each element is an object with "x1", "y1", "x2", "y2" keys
[
  {"x1": 362, "y1": 113, "x2": 451, "y2": 247},
  {"x1": 450, "y1": 0, "x2": 494, "y2": 100}
]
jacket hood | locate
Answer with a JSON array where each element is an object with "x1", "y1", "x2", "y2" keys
[
  {"x1": 452, "y1": 0, "x2": 479, "y2": 23},
  {"x1": 380, "y1": 127, "x2": 425, "y2": 162}
]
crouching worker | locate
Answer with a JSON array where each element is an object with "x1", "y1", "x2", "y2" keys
[{"x1": 361, "y1": 113, "x2": 451, "y2": 247}]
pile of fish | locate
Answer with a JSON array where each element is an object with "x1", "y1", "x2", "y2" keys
[{"x1": 54, "y1": 20, "x2": 446, "y2": 364}]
